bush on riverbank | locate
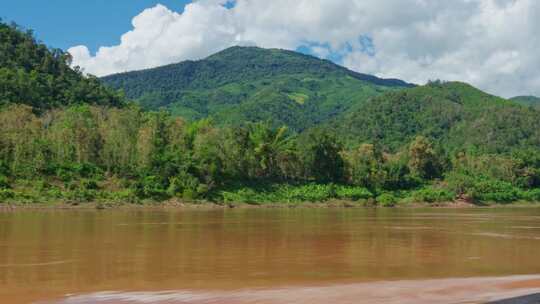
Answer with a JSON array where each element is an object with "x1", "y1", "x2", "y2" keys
[
  {"x1": 409, "y1": 187, "x2": 456, "y2": 204},
  {"x1": 220, "y1": 183, "x2": 373, "y2": 204},
  {"x1": 0, "y1": 178, "x2": 539, "y2": 207},
  {"x1": 376, "y1": 193, "x2": 397, "y2": 207}
]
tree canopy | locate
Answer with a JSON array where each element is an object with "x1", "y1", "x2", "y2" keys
[{"x1": 0, "y1": 21, "x2": 124, "y2": 110}]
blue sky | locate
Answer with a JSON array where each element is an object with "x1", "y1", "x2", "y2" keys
[{"x1": 0, "y1": 0, "x2": 193, "y2": 53}]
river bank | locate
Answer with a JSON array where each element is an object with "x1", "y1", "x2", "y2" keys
[
  {"x1": 3, "y1": 177, "x2": 540, "y2": 211},
  {"x1": 1, "y1": 197, "x2": 539, "y2": 211}
]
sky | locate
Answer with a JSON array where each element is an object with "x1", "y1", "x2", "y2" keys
[
  {"x1": 0, "y1": 0, "x2": 193, "y2": 53},
  {"x1": 2, "y1": 0, "x2": 539, "y2": 98}
]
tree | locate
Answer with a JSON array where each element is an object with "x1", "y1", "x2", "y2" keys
[
  {"x1": 47, "y1": 105, "x2": 101, "y2": 164},
  {"x1": 301, "y1": 130, "x2": 344, "y2": 183},
  {"x1": 0, "y1": 105, "x2": 44, "y2": 176},
  {"x1": 407, "y1": 136, "x2": 441, "y2": 180},
  {"x1": 346, "y1": 143, "x2": 385, "y2": 189},
  {"x1": 247, "y1": 122, "x2": 289, "y2": 179},
  {"x1": 97, "y1": 106, "x2": 142, "y2": 174}
]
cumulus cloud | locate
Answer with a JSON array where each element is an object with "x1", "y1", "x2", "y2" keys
[{"x1": 69, "y1": 0, "x2": 540, "y2": 97}]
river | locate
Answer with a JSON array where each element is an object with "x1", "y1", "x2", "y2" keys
[{"x1": 1, "y1": 207, "x2": 540, "y2": 303}]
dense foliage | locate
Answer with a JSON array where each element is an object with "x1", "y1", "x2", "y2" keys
[
  {"x1": 331, "y1": 81, "x2": 540, "y2": 153},
  {"x1": 1, "y1": 103, "x2": 540, "y2": 206},
  {"x1": 510, "y1": 95, "x2": 540, "y2": 107},
  {"x1": 102, "y1": 46, "x2": 412, "y2": 131},
  {"x1": 0, "y1": 21, "x2": 124, "y2": 110}
]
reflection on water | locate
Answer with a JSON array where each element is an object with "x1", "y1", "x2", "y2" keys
[{"x1": 0, "y1": 208, "x2": 540, "y2": 303}]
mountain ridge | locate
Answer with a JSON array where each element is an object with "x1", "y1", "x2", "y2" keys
[
  {"x1": 103, "y1": 46, "x2": 414, "y2": 88},
  {"x1": 510, "y1": 95, "x2": 540, "y2": 107},
  {"x1": 102, "y1": 46, "x2": 414, "y2": 131}
]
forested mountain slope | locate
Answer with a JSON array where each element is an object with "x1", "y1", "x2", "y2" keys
[
  {"x1": 102, "y1": 46, "x2": 413, "y2": 131},
  {"x1": 329, "y1": 81, "x2": 540, "y2": 153},
  {"x1": 510, "y1": 95, "x2": 540, "y2": 107},
  {"x1": 0, "y1": 21, "x2": 123, "y2": 110}
]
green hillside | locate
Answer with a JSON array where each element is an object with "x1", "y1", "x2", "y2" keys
[
  {"x1": 102, "y1": 46, "x2": 412, "y2": 131},
  {"x1": 330, "y1": 81, "x2": 540, "y2": 153},
  {"x1": 510, "y1": 95, "x2": 540, "y2": 107},
  {"x1": 0, "y1": 21, "x2": 123, "y2": 110}
]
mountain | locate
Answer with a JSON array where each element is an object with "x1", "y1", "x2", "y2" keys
[
  {"x1": 102, "y1": 46, "x2": 413, "y2": 131},
  {"x1": 101, "y1": 46, "x2": 540, "y2": 153},
  {"x1": 0, "y1": 22, "x2": 123, "y2": 110},
  {"x1": 329, "y1": 81, "x2": 540, "y2": 153},
  {"x1": 510, "y1": 95, "x2": 540, "y2": 107}
]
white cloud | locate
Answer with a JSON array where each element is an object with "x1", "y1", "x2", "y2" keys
[
  {"x1": 69, "y1": 0, "x2": 540, "y2": 97},
  {"x1": 69, "y1": 2, "x2": 241, "y2": 76}
]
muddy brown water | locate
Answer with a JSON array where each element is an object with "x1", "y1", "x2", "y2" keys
[{"x1": 1, "y1": 207, "x2": 540, "y2": 303}]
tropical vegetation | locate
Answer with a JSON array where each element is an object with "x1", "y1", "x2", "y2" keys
[
  {"x1": 0, "y1": 21, "x2": 124, "y2": 110},
  {"x1": 1, "y1": 21, "x2": 540, "y2": 207}
]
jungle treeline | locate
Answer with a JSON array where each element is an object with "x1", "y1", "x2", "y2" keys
[{"x1": 2, "y1": 103, "x2": 540, "y2": 206}]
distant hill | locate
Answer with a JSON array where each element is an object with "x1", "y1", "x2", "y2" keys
[
  {"x1": 329, "y1": 81, "x2": 540, "y2": 153},
  {"x1": 510, "y1": 95, "x2": 540, "y2": 107},
  {"x1": 102, "y1": 46, "x2": 413, "y2": 131},
  {"x1": 0, "y1": 21, "x2": 123, "y2": 110}
]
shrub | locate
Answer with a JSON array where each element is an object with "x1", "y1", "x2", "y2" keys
[
  {"x1": 56, "y1": 167, "x2": 75, "y2": 183},
  {"x1": 71, "y1": 163, "x2": 104, "y2": 179},
  {"x1": 167, "y1": 172, "x2": 203, "y2": 200},
  {"x1": 377, "y1": 193, "x2": 397, "y2": 207},
  {"x1": 470, "y1": 179, "x2": 519, "y2": 203},
  {"x1": 445, "y1": 172, "x2": 476, "y2": 196},
  {"x1": 31, "y1": 179, "x2": 49, "y2": 191},
  {"x1": 80, "y1": 179, "x2": 99, "y2": 190},
  {"x1": 0, "y1": 189, "x2": 15, "y2": 201},
  {"x1": 107, "y1": 189, "x2": 139, "y2": 204},
  {"x1": 335, "y1": 186, "x2": 373, "y2": 201},
  {"x1": 446, "y1": 172, "x2": 519, "y2": 203},
  {"x1": 381, "y1": 157, "x2": 420, "y2": 190},
  {"x1": 55, "y1": 163, "x2": 104, "y2": 182},
  {"x1": 134, "y1": 175, "x2": 168, "y2": 199},
  {"x1": 411, "y1": 187, "x2": 455, "y2": 203},
  {"x1": 0, "y1": 175, "x2": 9, "y2": 189},
  {"x1": 221, "y1": 188, "x2": 260, "y2": 204},
  {"x1": 45, "y1": 187, "x2": 63, "y2": 199},
  {"x1": 283, "y1": 184, "x2": 336, "y2": 202},
  {"x1": 219, "y1": 183, "x2": 354, "y2": 204},
  {"x1": 66, "y1": 188, "x2": 97, "y2": 203},
  {"x1": 0, "y1": 161, "x2": 8, "y2": 176},
  {"x1": 519, "y1": 189, "x2": 540, "y2": 202}
]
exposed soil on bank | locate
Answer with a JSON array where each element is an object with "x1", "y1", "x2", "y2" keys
[{"x1": 2, "y1": 198, "x2": 539, "y2": 212}]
